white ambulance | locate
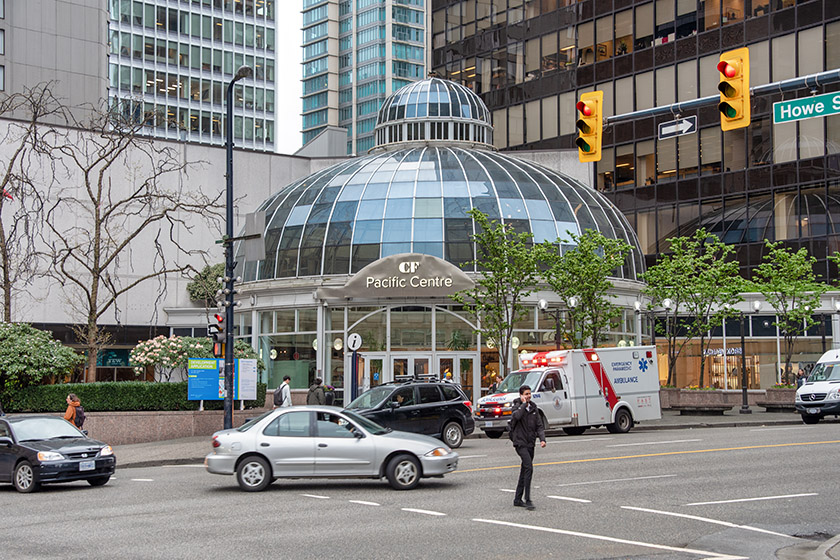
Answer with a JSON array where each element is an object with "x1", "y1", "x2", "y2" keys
[{"x1": 474, "y1": 346, "x2": 661, "y2": 437}]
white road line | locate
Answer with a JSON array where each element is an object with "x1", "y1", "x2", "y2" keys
[
  {"x1": 402, "y1": 508, "x2": 446, "y2": 516},
  {"x1": 557, "y1": 474, "x2": 676, "y2": 487},
  {"x1": 621, "y1": 506, "x2": 797, "y2": 539},
  {"x1": 301, "y1": 494, "x2": 330, "y2": 499},
  {"x1": 749, "y1": 427, "x2": 809, "y2": 432},
  {"x1": 686, "y1": 493, "x2": 818, "y2": 506},
  {"x1": 546, "y1": 495, "x2": 591, "y2": 503},
  {"x1": 500, "y1": 489, "x2": 516, "y2": 493},
  {"x1": 349, "y1": 500, "x2": 380, "y2": 506},
  {"x1": 558, "y1": 437, "x2": 614, "y2": 443},
  {"x1": 131, "y1": 478, "x2": 154, "y2": 482},
  {"x1": 607, "y1": 439, "x2": 701, "y2": 448},
  {"x1": 161, "y1": 464, "x2": 206, "y2": 468},
  {"x1": 472, "y1": 518, "x2": 747, "y2": 559},
  {"x1": 458, "y1": 455, "x2": 488, "y2": 459}
]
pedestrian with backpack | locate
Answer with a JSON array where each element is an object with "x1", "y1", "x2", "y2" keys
[
  {"x1": 273, "y1": 376, "x2": 292, "y2": 408},
  {"x1": 63, "y1": 393, "x2": 85, "y2": 429}
]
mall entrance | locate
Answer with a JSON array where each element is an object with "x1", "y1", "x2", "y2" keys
[{"x1": 352, "y1": 351, "x2": 477, "y2": 401}]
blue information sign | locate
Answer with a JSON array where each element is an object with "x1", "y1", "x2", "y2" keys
[{"x1": 187, "y1": 359, "x2": 224, "y2": 400}]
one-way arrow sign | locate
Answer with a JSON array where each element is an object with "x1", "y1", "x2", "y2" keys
[{"x1": 658, "y1": 116, "x2": 697, "y2": 140}]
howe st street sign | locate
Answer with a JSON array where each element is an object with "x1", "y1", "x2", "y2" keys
[
  {"x1": 657, "y1": 116, "x2": 697, "y2": 140},
  {"x1": 773, "y1": 92, "x2": 840, "y2": 124}
]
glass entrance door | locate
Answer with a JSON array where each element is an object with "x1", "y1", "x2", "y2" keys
[
  {"x1": 391, "y1": 354, "x2": 431, "y2": 380},
  {"x1": 438, "y1": 354, "x2": 476, "y2": 401}
]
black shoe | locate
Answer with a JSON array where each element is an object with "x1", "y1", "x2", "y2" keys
[
  {"x1": 513, "y1": 500, "x2": 526, "y2": 507},
  {"x1": 524, "y1": 501, "x2": 535, "y2": 510}
]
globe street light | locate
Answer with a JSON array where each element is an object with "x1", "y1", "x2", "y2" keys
[
  {"x1": 633, "y1": 300, "x2": 656, "y2": 348},
  {"x1": 661, "y1": 298, "x2": 673, "y2": 384},
  {"x1": 222, "y1": 65, "x2": 253, "y2": 430},
  {"x1": 539, "y1": 298, "x2": 562, "y2": 350}
]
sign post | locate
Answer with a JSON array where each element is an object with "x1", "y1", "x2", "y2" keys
[{"x1": 347, "y1": 333, "x2": 362, "y2": 402}]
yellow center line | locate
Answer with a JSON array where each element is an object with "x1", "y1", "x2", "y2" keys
[{"x1": 455, "y1": 440, "x2": 840, "y2": 473}]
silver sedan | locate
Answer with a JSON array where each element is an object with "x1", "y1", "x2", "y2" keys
[{"x1": 205, "y1": 406, "x2": 459, "y2": 491}]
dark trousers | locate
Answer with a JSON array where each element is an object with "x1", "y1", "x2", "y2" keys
[{"x1": 514, "y1": 445, "x2": 535, "y2": 503}]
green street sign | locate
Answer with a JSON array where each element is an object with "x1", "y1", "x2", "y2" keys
[{"x1": 773, "y1": 92, "x2": 840, "y2": 124}]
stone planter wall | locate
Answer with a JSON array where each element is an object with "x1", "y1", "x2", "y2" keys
[{"x1": 660, "y1": 388, "x2": 765, "y2": 409}]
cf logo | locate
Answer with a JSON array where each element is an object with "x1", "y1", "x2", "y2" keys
[{"x1": 398, "y1": 261, "x2": 420, "y2": 274}]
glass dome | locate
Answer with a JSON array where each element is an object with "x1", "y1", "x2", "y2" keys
[{"x1": 239, "y1": 145, "x2": 645, "y2": 282}]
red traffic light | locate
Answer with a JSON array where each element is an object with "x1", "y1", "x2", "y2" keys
[
  {"x1": 214, "y1": 313, "x2": 224, "y2": 323},
  {"x1": 717, "y1": 60, "x2": 738, "y2": 78},
  {"x1": 575, "y1": 101, "x2": 592, "y2": 116}
]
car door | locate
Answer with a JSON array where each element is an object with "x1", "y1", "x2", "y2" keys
[
  {"x1": 534, "y1": 370, "x2": 572, "y2": 426},
  {"x1": 416, "y1": 385, "x2": 445, "y2": 436},
  {"x1": 257, "y1": 410, "x2": 315, "y2": 477},
  {"x1": 380, "y1": 386, "x2": 417, "y2": 432},
  {"x1": 313, "y1": 411, "x2": 377, "y2": 476},
  {"x1": 0, "y1": 421, "x2": 14, "y2": 482}
]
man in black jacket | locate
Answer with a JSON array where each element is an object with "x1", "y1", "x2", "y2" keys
[{"x1": 509, "y1": 385, "x2": 546, "y2": 510}]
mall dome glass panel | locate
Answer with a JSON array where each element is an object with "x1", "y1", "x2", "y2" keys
[{"x1": 239, "y1": 78, "x2": 645, "y2": 283}]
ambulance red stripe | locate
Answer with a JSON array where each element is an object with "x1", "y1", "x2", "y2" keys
[{"x1": 583, "y1": 349, "x2": 619, "y2": 410}]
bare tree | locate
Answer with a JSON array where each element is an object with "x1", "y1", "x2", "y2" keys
[
  {"x1": 42, "y1": 104, "x2": 223, "y2": 382},
  {"x1": 0, "y1": 83, "x2": 68, "y2": 322}
]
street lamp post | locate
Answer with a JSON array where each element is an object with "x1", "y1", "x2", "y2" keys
[
  {"x1": 738, "y1": 300, "x2": 762, "y2": 414},
  {"x1": 538, "y1": 299, "x2": 562, "y2": 350},
  {"x1": 633, "y1": 300, "x2": 656, "y2": 348},
  {"x1": 223, "y1": 66, "x2": 253, "y2": 430},
  {"x1": 662, "y1": 298, "x2": 673, "y2": 384}
]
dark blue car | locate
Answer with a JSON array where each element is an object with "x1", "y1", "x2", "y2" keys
[{"x1": 0, "y1": 415, "x2": 116, "y2": 493}]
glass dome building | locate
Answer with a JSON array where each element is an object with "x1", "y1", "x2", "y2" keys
[{"x1": 235, "y1": 77, "x2": 647, "y2": 405}]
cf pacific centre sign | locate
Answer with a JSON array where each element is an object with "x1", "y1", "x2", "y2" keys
[{"x1": 317, "y1": 253, "x2": 474, "y2": 300}]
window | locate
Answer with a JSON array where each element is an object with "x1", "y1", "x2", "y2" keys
[
  {"x1": 0, "y1": 29, "x2": 4, "y2": 55},
  {"x1": 316, "y1": 412, "x2": 358, "y2": 438},
  {"x1": 389, "y1": 387, "x2": 415, "y2": 406},
  {"x1": 263, "y1": 411, "x2": 311, "y2": 437},
  {"x1": 540, "y1": 372, "x2": 562, "y2": 392},
  {"x1": 418, "y1": 385, "x2": 442, "y2": 404},
  {"x1": 440, "y1": 385, "x2": 461, "y2": 401}
]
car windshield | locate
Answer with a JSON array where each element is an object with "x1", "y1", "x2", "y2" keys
[
  {"x1": 340, "y1": 409, "x2": 390, "y2": 435},
  {"x1": 808, "y1": 363, "x2": 840, "y2": 382},
  {"x1": 496, "y1": 371, "x2": 544, "y2": 394},
  {"x1": 346, "y1": 386, "x2": 393, "y2": 410},
  {"x1": 237, "y1": 409, "x2": 275, "y2": 432},
  {"x1": 11, "y1": 417, "x2": 84, "y2": 441}
]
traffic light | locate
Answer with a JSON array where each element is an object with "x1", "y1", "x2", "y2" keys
[
  {"x1": 575, "y1": 91, "x2": 603, "y2": 163},
  {"x1": 208, "y1": 313, "x2": 226, "y2": 343},
  {"x1": 717, "y1": 47, "x2": 750, "y2": 131}
]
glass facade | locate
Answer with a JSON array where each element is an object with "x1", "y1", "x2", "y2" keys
[
  {"x1": 304, "y1": 0, "x2": 428, "y2": 154},
  {"x1": 107, "y1": 0, "x2": 277, "y2": 151}
]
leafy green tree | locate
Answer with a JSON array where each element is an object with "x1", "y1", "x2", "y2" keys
[
  {"x1": 187, "y1": 263, "x2": 225, "y2": 308},
  {"x1": 642, "y1": 228, "x2": 742, "y2": 387},
  {"x1": 130, "y1": 335, "x2": 264, "y2": 381},
  {"x1": 451, "y1": 209, "x2": 541, "y2": 377},
  {"x1": 0, "y1": 323, "x2": 83, "y2": 406},
  {"x1": 751, "y1": 241, "x2": 828, "y2": 382},
  {"x1": 539, "y1": 229, "x2": 632, "y2": 348}
]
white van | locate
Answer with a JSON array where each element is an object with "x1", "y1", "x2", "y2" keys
[
  {"x1": 795, "y1": 349, "x2": 840, "y2": 424},
  {"x1": 474, "y1": 347, "x2": 661, "y2": 437}
]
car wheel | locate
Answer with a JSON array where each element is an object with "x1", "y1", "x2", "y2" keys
[
  {"x1": 442, "y1": 421, "x2": 464, "y2": 448},
  {"x1": 607, "y1": 409, "x2": 634, "y2": 434},
  {"x1": 87, "y1": 475, "x2": 111, "y2": 487},
  {"x1": 801, "y1": 414, "x2": 820, "y2": 425},
  {"x1": 386, "y1": 454, "x2": 421, "y2": 490},
  {"x1": 13, "y1": 461, "x2": 40, "y2": 493},
  {"x1": 563, "y1": 426, "x2": 587, "y2": 436},
  {"x1": 484, "y1": 430, "x2": 504, "y2": 439},
  {"x1": 237, "y1": 456, "x2": 272, "y2": 492}
]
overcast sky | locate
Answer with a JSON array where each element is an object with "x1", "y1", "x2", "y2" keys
[{"x1": 275, "y1": 5, "x2": 303, "y2": 155}]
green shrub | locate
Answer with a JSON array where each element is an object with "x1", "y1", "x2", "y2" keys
[{"x1": 5, "y1": 381, "x2": 267, "y2": 413}]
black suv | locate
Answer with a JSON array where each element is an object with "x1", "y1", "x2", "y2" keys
[{"x1": 345, "y1": 382, "x2": 475, "y2": 448}]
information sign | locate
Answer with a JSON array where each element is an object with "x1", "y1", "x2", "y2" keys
[{"x1": 188, "y1": 359, "x2": 224, "y2": 400}]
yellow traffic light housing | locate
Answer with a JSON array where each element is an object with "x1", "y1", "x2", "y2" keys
[
  {"x1": 575, "y1": 91, "x2": 603, "y2": 163},
  {"x1": 717, "y1": 47, "x2": 750, "y2": 131}
]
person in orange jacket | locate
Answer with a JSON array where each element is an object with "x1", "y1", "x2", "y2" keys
[{"x1": 64, "y1": 393, "x2": 81, "y2": 426}]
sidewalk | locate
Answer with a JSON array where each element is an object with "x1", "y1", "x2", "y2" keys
[{"x1": 114, "y1": 408, "x2": 817, "y2": 469}]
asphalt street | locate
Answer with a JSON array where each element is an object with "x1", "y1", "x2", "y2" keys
[{"x1": 2, "y1": 422, "x2": 839, "y2": 560}]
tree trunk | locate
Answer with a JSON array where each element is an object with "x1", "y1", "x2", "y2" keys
[{"x1": 697, "y1": 333, "x2": 706, "y2": 387}]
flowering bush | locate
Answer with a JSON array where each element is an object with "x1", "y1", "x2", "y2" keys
[
  {"x1": 684, "y1": 385, "x2": 718, "y2": 391},
  {"x1": 771, "y1": 383, "x2": 795, "y2": 389},
  {"x1": 130, "y1": 336, "x2": 264, "y2": 381}
]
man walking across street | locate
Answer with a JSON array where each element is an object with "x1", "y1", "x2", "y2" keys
[
  {"x1": 274, "y1": 375, "x2": 292, "y2": 408},
  {"x1": 509, "y1": 384, "x2": 546, "y2": 510}
]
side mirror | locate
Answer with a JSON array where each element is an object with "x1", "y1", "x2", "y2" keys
[
  {"x1": 544, "y1": 379, "x2": 556, "y2": 392},
  {"x1": 0, "y1": 437, "x2": 12, "y2": 447},
  {"x1": 388, "y1": 401, "x2": 400, "y2": 409},
  {"x1": 82, "y1": 430, "x2": 89, "y2": 437},
  {"x1": 353, "y1": 430, "x2": 364, "y2": 439}
]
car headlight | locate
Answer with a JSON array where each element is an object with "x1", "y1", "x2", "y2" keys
[
  {"x1": 37, "y1": 451, "x2": 64, "y2": 462},
  {"x1": 425, "y1": 447, "x2": 449, "y2": 457},
  {"x1": 100, "y1": 445, "x2": 114, "y2": 456},
  {"x1": 828, "y1": 390, "x2": 840, "y2": 401},
  {"x1": 503, "y1": 402, "x2": 512, "y2": 408}
]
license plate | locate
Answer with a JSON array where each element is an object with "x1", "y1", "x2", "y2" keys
[
  {"x1": 79, "y1": 460, "x2": 95, "y2": 471},
  {"x1": 485, "y1": 421, "x2": 494, "y2": 427},
  {"x1": 807, "y1": 408, "x2": 819, "y2": 415}
]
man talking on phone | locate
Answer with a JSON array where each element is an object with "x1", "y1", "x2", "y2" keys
[{"x1": 509, "y1": 384, "x2": 546, "y2": 510}]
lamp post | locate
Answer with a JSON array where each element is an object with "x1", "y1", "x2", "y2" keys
[
  {"x1": 662, "y1": 298, "x2": 673, "y2": 384},
  {"x1": 738, "y1": 300, "x2": 762, "y2": 414},
  {"x1": 223, "y1": 65, "x2": 253, "y2": 430},
  {"x1": 538, "y1": 299, "x2": 562, "y2": 350},
  {"x1": 633, "y1": 300, "x2": 656, "y2": 348},
  {"x1": 568, "y1": 296, "x2": 579, "y2": 346}
]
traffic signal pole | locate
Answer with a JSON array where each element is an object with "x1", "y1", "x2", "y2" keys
[{"x1": 603, "y1": 68, "x2": 840, "y2": 126}]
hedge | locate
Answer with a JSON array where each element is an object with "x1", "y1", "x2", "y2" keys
[{"x1": 5, "y1": 381, "x2": 267, "y2": 413}]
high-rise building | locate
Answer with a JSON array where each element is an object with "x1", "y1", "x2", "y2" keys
[
  {"x1": 107, "y1": 0, "x2": 278, "y2": 151},
  {"x1": 302, "y1": 0, "x2": 429, "y2": 155}
]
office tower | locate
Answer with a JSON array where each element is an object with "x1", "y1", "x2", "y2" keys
[
  {"x1": 107, "y1": 0, "x2": 278, "y2": 151},
  {"x1": 302, "y1": 0, "x2": 429, "y2": 155}
]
